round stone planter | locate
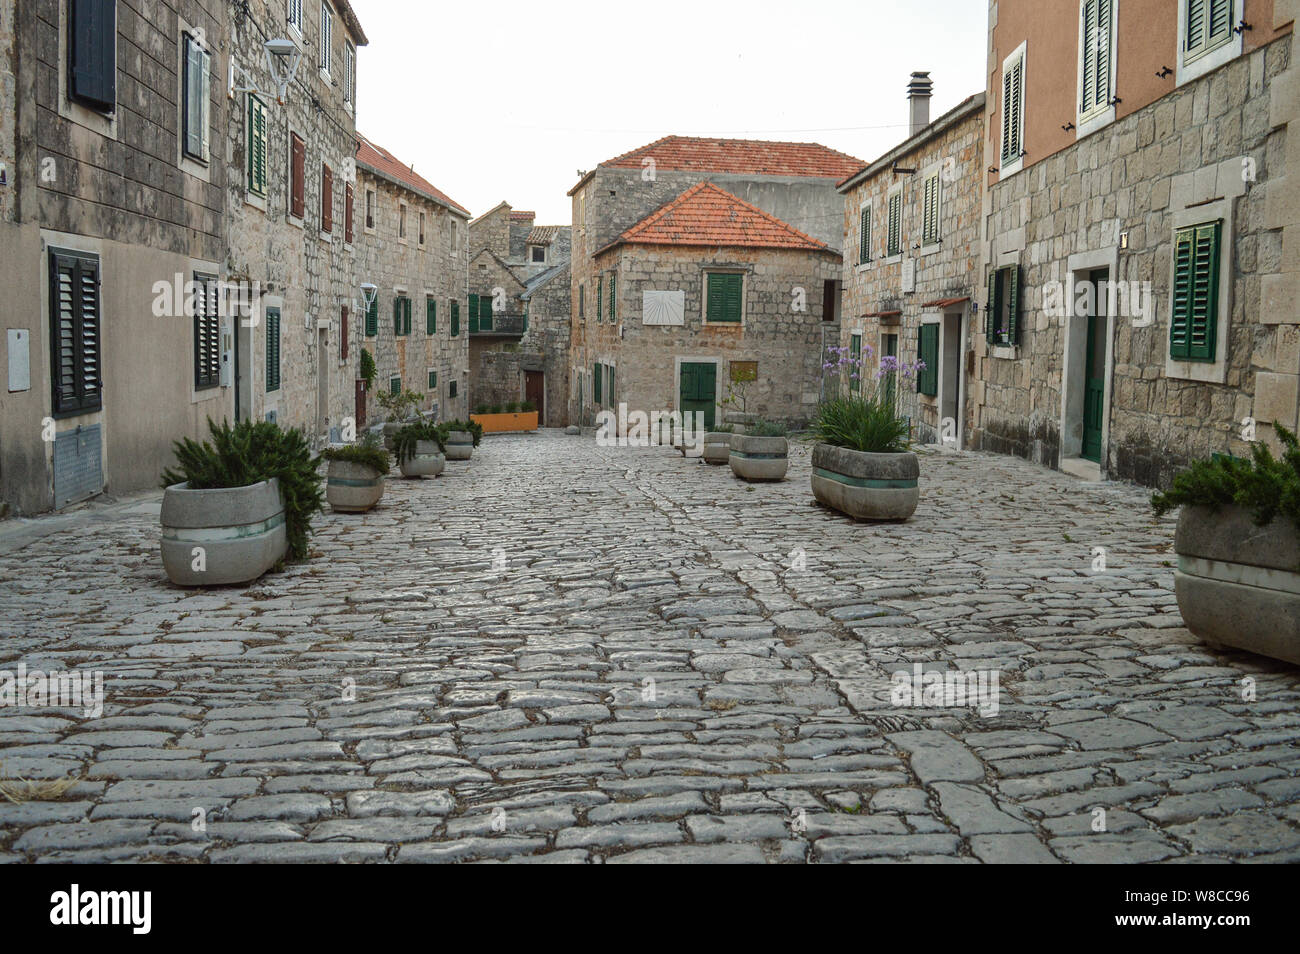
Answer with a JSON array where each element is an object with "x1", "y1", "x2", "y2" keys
[
  {"x1": 723, "y1": 411, "x2": 759, "y2": 435},
  {"x1": 325, "y1": 461, "x2": 386, "y2": 512},
  {"x1": 445, "y1": 430, "x2": 475, "y2": 461},
  {"x1": 702, "y1": 432, "x2": 732, "y2": 465},
  {"x1": 729, "y1": 434, "x2": 788, "y2": 481},
  {"x1": 1174, "y1": 505, "x2": 1300, "y2": 665},
  {"x1": 399, "y1": 441, "x2": 446, "y2": 478},
  {"x1": 810, "y1": 442, "x2": 919, "y2": 521},
  {"x1": 160, "y1": 478, "x2": 288, "y2": 586}
]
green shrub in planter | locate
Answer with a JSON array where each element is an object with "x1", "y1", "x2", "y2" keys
[
  {"x1": 747, "y1": 420, "x2": 788, "y2": 437},
  {"x1": 505, "y1": 401, "x2": 520, "y2": 413},
  {"x1": 161, "y1": 417, "x2": 323, "y2": 562},
  {"x1": 440, "y1": 420, "x2": 483, "y2": 447},
  {"x1": 321, "y1": 434, "x2": 390, "y2": 473},
  {"x1": 393, "y1": 420, "x2": 447, "y2": 464},
  {"x1": 520, "y1": 399, "x2": 537, "y2": 413}
]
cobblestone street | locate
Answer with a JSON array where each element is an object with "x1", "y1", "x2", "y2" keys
[{"x1": 2, "y1": 430, "x2": 1299, "y2": 864}]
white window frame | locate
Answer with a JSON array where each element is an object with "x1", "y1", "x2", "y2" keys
[
  {"x1": 1177, "y1": 0, "x2": 1242, "y2": 87},
  {"x1": 180, "y1": 30, "x2": 210, "y2": 166},
  {"x1": 344, "y1": 41, "x2": 355, "y2": 109},
  {"x1": 418, "y1": 210, "x2": 426, "y2": 247},
  {"x1": 999, "y1": 41, "x2": 1027, "y2": 179},
  {"x1": 398, "y1": 201, "x2": 408, "y2": 243},
  {"x1": 287, "y1": 0, "x2": 304, "y2": 37},
  {"x1": 319, "y1": 1, "x2": 334, "y2": 79},
  {"x1": 919, "y1": 163, "x2": 943, "y2": 254},
  {"x1": 1076, "y1": 0, "x2": 1118, "y2": 138}
]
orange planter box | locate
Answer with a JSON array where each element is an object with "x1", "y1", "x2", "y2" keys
[{"x1": 471, "y1": 411, "x2": 539, "y2": 433}]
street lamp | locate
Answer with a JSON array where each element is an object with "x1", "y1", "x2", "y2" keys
[
  {"x1": 230, "y1": 37, "x2": 302, "y2": 106},
  {"x1": 360, "y1": 283, "x2": 378, "y2": 312}
]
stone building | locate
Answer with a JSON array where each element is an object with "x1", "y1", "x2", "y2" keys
[
  {"x1": 225, "y1": 0, "x2": 367, "y2": 443},
  {"x1": 567, "y1": 136, "x2": 863, "y2": 427},
  {"x1": 973, "y1": 0, "x2": 1298, "y2": 486},
  {"x1": 838, "y1": 77, "x2": 986, "y2": 443},
  {"x1": 354, "y1": 135, "x2": 470, "y2": 426},
  {"x1": 466, "y1": 202, "x2": 572, "y2": 419},
  {"x1": 581, "y1": 182, "x2": 843, "y2": 430},
  {"x1": 0, "y1": 0, "x2": 233, "y2": 514}
]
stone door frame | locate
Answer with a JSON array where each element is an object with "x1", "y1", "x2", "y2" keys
[{"x1": 1060, "y1": 246, "x2": 1119, "y2": 480}]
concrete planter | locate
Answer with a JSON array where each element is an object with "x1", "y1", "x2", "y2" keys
[
  {"x1": 399, "y1": 441, "x2": 446, "y2": 478},
  {"x1": 160, "y1": 478, "x2": 288, "y2": 586},
  {"x1": 1174, "y1": 505, "x2": 1300, "y2": 665},
  {"x1": 471, "y1": 411, "x2": 538, "y2": 433},
  {"x1": 445, "y1": 430, "x2": 475, "y2": 460},
  {"x1": 811, "y1": 443, "x2": 919, "y2": 521},
  {"x1": 723, "y1": 411, "x2": 759, "y2": 434},
  {"x1": 326, "y1": 461, "x2": 386, "y2": 512},
  {"x1": 729, "y1": 434, "x2": 788, "y2": 481},
  {"x1": 703, "y1": 432, "x2": 732, "y2": 465}
]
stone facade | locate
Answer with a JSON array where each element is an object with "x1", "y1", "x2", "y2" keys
[
  {"x1": 840, "y1": 94, "x2": 986, "y2": 441},
  {"x1": 226, "y1": 0, "x2": 367, "y2": 443},
  {"x1": 974, "y1": 11, "x2": 1298, "y2": 488},
  {"x1": 355, "y1": 157, "x2": 470, "y2": 427}
]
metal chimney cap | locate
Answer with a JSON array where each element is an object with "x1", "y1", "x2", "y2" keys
[{"x1": 907, "y1": 72, "x2": 934, "y2": 95}]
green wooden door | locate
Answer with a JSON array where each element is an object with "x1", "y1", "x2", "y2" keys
[
  {"x1": 1082, "y1": 312, "x2": 1105, "y2": 463},
  {"x1": 679, "y1": 362, "x2": 716, "y2": 431}
]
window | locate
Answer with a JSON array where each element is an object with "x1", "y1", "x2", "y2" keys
[
  {"x1": 364, "y1": 297, "x2": 377, "y2": 336},
  {"x1": 399, "y1": 204, "x2": 407, "y2": 240},
  {"x1": 1001, "y1": 49, "x2": 1025, "y2": 167},
  {"x1": 886, "y1": 191, "x2": 902, "y2": 257},
  {"x1": 69, "y1": 0, "x2": 116, "y2": 113},
  {"x1": 48, "y1": 248, "x2": 103, "y2": 415},
  {"x1": 344, "y1": 183, "x2": 354, "y2": 243},
  {"x1": 287, "y1": 0, "x2": 304, "y2": 33},
  {"x1": 428, "y1": 370, "x2": 437, "y2": 390},
  {"x1": 918, "y1": 324, "x2": 939, "y2": 396},
  {"x1": 394, "y1": 296, "x2": 412, "y2": 336},
  {"x1": 321, "y1": 162, "x2": 333, "y2": 232},
  {"x1": 579, "y1": 284, "x2": 585, "y2": 319},
  {"x1": 192, "y1": 273, "x2": 220, "y2": 390},
  {"x1": 365, "y1": 189, "x2": 376, "y2": 229},
  {"x1": 858, "y1": 205, "x2": 872, "y2": 264},
  {"x1": 1185, "y1": 0, "x2": 1234, "y2": 61},
  {"x1": 921, "y1": 172, "x2": 941, "y2": 247},
  {"x1": 1080, "y1": 0, "x2": 1115, "y2": 118},
  {"x1": 706, "y1": 273, "x2": 743, "y2": 323},
  {"x1": 182, "y1": 32, "x2": 210, "y2": 163},
  {"x1": 607, "y1": 365, "x2": 615, "y2": 404},
  {"x1": 450, "y1": 380, "x2": 457, "y2": 398},
  {"x1": 320, "y1": 2, "x2": 334, "y2": 76},
  {"x1": 608, "y1": 273, "x2": 617, "y2": 322},
  {"x1": 986, "y1": 265, "x2": 1021, "y2": 348},
  {"x1": 450, "y1": 300, "x2": 460, "y2": 336},
  {"x1": 344, "y1": 42, "x2": 355, "y2": 104},
  {"x1": 419, "y1": 212, "x2": 426, "y2": 246},
  {"x1": 289, "y1": 132, "x2": 305, "y2": 219},
  {"x1": 426, "y1": 297, "x2": 437, "y2": 334},
  {"x1": 531, "y1": 246, "x2": 545, "y2": 263},
  {"x1": 1170, "y1": 221, "x2": 1221, "y2": 362},
  {"x1": 247, "y1": 95, "x2": 269, "y2": 196},
  {"x1": 597, "y1": 277, "x2": 603, "y2": 321},
  {"x1": 478, "y1": 293, "x2": 493, "y2": 331},
  {"x1": 594, "y1": 363, "x2": 602, "y2": 404},
  {"x1": 849, "y1": 334, "x2": 862, "y2": 392},
  {"x1": 389, "y1": 376, "x2": 401, "y2": 396},
  {"x1": 266, "y1": 307, "x2": 281, "y2": 392},
  {"x1": 341, "y1": 305, "x2": 349, "y2": 361}
]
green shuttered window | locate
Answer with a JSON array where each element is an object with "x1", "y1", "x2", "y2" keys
[
  {"x1": 1170, "y1": 221, "x2": 1221, "y2": 362},
  {"x1": 593, "y1": 363, "x2": 602, "y2": 404},
  {"x1": 479, "y1": 293, "x2": 493, "y2": 332},
  {"x1": 887, "y1": 192, "x2": 902, "y2": 257},
  {"x1": 364, "y1": 297, "x2": 378, "y2": 337},
  {"x1": 426, "y1": 297, "x2": 437, "y2": 335},
  {"x1": 247, "y1": 95, "x2": 268, "y2": 196},
  {"x1": 597, "y1": 277, "x2": 603, "y2": 322},
  {"x1": 1185, "y1": 0, "x2": 1234, "y2": 59},
  {"x1": 450, "y1": 300, "x2": 460, "y2": 336},
  {"x1": 985, "y1": 265, "x2": 1021, "y2": 348},
  {"x1": 921, "y1": 173, "x2": 941, "y2": 246},
  {"x1": 859, "y1": 206, "x2": 871, "y2": 265},
  {"x1": 1080, "y1": 0, "x2": 1114, "y2": 115},
  {"x1": 428, "y1": 370, "x2": 437, "y2": 390},
  {"x1": 918, "y1": 324, "x2": 939, "y2": 396},
  {"x1": 48, "y1": 249, "x2": 103, "y2": 415},
  {"x1": 394, "y1": 296, "x2": 411, "y2": 336},
  {"x1": 265, "y1": 307, "x2": 281, "y2": 392},
  {"x1": 69, "y1": 0, "x2": 116, "y2": 112},
  {"x1": 608, "y1": 274, "x2": 617, "y2": 322},
  {"x1": 706, "y1": 273, "x2": 743, "y2": 323},
  {"x1": 1001, "y1": 54, "x2": 1024, "y2": 165}
]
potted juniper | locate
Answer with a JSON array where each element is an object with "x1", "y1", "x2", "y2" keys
[
  {"x1": 160, "y1": 418, "x2": 323, "y2": 586},
  {"x1": 810, "y1": 344, "x2": 925, "y2": 521},
  {"x1": 323, "y1": 432, "x2": 390, "y2": 511},
  {"x1": 441, "y1": 419, "x2": 483, "y2": 460},
  {"x1": 1151, "y1": 424, "x2": 1300, "y2": 665},
  {"x1": 393, "y1": 420, "x2": 447, "y2": 478},
  {"x1": 730, "y1": 419, "x2": 789, "y2": 481}
]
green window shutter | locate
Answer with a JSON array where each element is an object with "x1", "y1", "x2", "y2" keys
[
  {"x1": 451, "y1": 300, "x2": 460, "y2": 336},
  {"x1": 986, "y1": 269, "x2": 998, "y2": 344},
  {"x1": 265, "y1": 307, "x2": 280, "y2": 392},
  {"x1": 607, "y1": 365, "x2": 615, "y2": 404},
  {"x1": 849, "y1": 334, "x2": 862, "y2": 392},
  {"x1": 365, "y1": 297, "x2": 377, "y2": 337},
  {"x1": 247, "y1": 96, "x2": 268, "y2": 196},
  {"x1": 479, "y1": 293, "x2": 493, "y2": 331},
  {"x1": 597, "y1": 277, "x2": 603, "y2": 321},
  {"x1": 404, "y1": 298, "x2": 413, "y2": 336},
  {"x1": 609, "y1": 274, "x2": 617, "y2": 321},
  {"x1": 426, "y1": 298, "x2": 436, "y2": 334},
  {"x1": 1007, "y1": 266, "x2": 1021, "y2": 345},
  {"x1": 393, "y1": 298, "x2": 401, "y2": 336},
  {"x1": 887, "y1": 193, "x2": 901, "y2": 256},
  {"x1": 428, "y1": 370, "x2": 437, "y2": 389},
  {"x1": 707, "y1": 273, "x2": 743, "y2": 322},
  {"x1": 593, "y1": 363, "x2": 602, "y2": 403},
  {"x1": 390, "y1": 376, "x2": 401, "y2": 396},
  {"x1": 918, "y1": 324, "x2": 939, "y2": 396},
  {"x1": 1002, "y1": 56, "x2": 1023, "y2": 163},
  {"x1": 922, "y1": 175, "x2": 940, "y2": 245},
  {"x1": 1082, "y1": 0, "x2": 1097, "y2": 110},
  {"x1": 1187, "y1": 222, "x2": 1220, "y2": 361},
  {"x1": 468, "y1": 293, "x2": 479, "y2": 333},
  {"x1": 1170, "y1": 226, "x2": 1194, "y2": 359},
  {"x1": 1208, "y1": 0, "x2": 1233, "y2": 46},
  {"x1": 859, "y1": 206, "x2": 871, "y2": 264}
]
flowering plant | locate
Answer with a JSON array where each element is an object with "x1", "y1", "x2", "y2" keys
[{"x1": 813, "y1": 342, "x2": 926, "y2": 453}]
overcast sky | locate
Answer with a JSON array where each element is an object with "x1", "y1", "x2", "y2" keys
[{"x1": 354, "y1": 0, "x2": 988, "y2": 224}]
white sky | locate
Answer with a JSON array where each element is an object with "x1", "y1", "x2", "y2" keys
[{"x1": 354, "y1": 0, "x2": 988, "y2": 224}]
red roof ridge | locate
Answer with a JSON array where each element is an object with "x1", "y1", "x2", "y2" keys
[{"x1": 355, "y1": 133, "x2": 469, "y2": 217}]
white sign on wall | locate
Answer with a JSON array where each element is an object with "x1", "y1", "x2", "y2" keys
[
  {"x1": 902, "y1": 258, "x2": 916, "y2": 294},
  {"x1": 7, "y1": 329, "x2": 30, "y2": 392},
  {"x1": 643, "y1": 290, "x2": 685, "y2": 326}
]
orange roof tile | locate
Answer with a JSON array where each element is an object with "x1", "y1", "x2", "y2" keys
[
  {"x1": 603, "y1": 182, "x2": 833, "y2": 255},
  {"x1": 603, "y1": 135, "x2": 863, "y2": 180},
  {"x1": 356, "y1": 135, "x2": 469, "y2": 217}
]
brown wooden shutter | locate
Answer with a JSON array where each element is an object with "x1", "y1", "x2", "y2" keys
[
  {"x1": 290, "y1": 134, "x2": 305, "y2": 218},
  {"x1": 322, "y1": 163, "x2": 333, "y2": 232},
  {"x1": 345, "y1": 183, "x2": 354, "y2": 244}
]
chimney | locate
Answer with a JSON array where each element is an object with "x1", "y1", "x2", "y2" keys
[{"x1": 907, "y1": 71, "x2": 933, "y2": 137}]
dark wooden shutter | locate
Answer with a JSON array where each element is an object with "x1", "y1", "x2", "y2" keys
[
  {"x1": 609, "y1": 274, "x2": 617, "y2": 321},
  {"x1": 69, "y1": 0, "x2": 116, "y2": 112},
  {"x1": 594, "y1": 363, "x2": 602, "y2": 404},
  {"x1": 859, "y1": 207, "x2": 870, "y2": 264},
  {"x1": 426, "y1": 298, "x2": 436, "y2": 334},
  {"x1": 322, "y1": 163, "x2": 333, "y2": 232},
  {"x1": 266, "y1": 308, "x2": 281, "y2": 392},
  {"x1": 345, "y1": 183, "x2": 354, "y2": 243},
  {"x1": 193, "y1": 273, "x2": 220, "y2": 389},
  {"x1": 48, "y1": 250, "x2": 103, "y2": 415},
  {"x1": 404, "y1": 298, "x2": 413, "y2": 336},
  {"x1": 341, "y1": 305, "x2": 349, "y2": 361},
  {"x1": 1006, "y1": 266, "x2": 1021, "y2": 344},
  {"x1": 479, "y1": 293, "x2": 492, "y2": 331},
  {"x1": 918, "y1": 324, "x2": 939, "y2": 396},
  {"x1": 1184, "y1": 222, "x2": 1220, "y2": 361},
  {"x1": 986, "y1": 269, "x2": 998, "y2": 344},
  {"x1": 451, "y1": 300, "x2": 460, "y2": 336},
  {"x1": 290, "y1": 134, "x2": 305, "y2": 218},
  {"x1": 394, "y1": 297, "x2": 402, "y2": 336},
  {"x1": 597, "y1": 278, "x2": 603, "y2": 321},
  {"x1": 468, "y1": 293, "x2": 479, "y2": 333},
  {"x1": 365, "y1": 297, "x2": 378, "y2": 336}
]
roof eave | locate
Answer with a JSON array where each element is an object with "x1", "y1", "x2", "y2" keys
[
  {"x1": 336, "y1": 0, "x2": 369, "y2": 46},
  {"x1": 355, "y1": 160, "x2": 469, "y2": 218},
  {"x1": 837, "y1": 92, "x2": 986, "y2": 193}
]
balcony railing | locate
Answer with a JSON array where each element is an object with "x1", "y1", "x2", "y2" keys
[{"x1": 470, "y1": 313, "x2": 527, "y2": 335}]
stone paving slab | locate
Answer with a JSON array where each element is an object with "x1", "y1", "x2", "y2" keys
[{"x1": 0, "y1": 431, "x2": 1298, "y2": 863}]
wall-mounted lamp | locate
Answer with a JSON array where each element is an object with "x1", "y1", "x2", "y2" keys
[
  {"x1": 360, "y1": 282, "x2": 378, "y2": 312},
  {"x1": 229, "y1": 37, "x2": 303, "y2": 105},
  {"x1": 893, "y1": 164, "x2": 917, "y2": 175}
]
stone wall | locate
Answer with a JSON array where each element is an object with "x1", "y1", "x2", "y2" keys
[
  {"x1": 973, "y1": 34, "x2": 1297, "y2": 488},
  {"x1": 469, "y1": 203, "x2": 512, "y2": 261}
]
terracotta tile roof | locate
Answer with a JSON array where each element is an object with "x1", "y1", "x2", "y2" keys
[
  {"x1": 526, "y1": 225, "x2": 562, "y2": 245},
  {"x1": 355, "y1": 135, "x2": 469, "y2": 217},
  {"x1": 603, "y1": 182, "x2": 833, "y2": 255},
  {"x1": 920, "y1": 296, "x2": 970, "y2": 309},
  {"x1": 603, "y1": 135, "x2": 863, "y2": 180},
  {"x1": 509, "y1": 211, "x2": 536, "y2": 222}
]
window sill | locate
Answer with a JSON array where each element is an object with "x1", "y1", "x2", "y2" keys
[
  {"x1": 287, "y1": 214, "x2": 304, "y2": 230},
  {"x1": 855, "y1": 261, "x2": 874, "y2": 272},
  {"x1": 1076, "y1": 104, "x2": 1116, "y2": 140},
  {"x1": 1177, "y1": 36, "x2": 1242, "y2": 88},
  {"x1": 918, "y1": 242, "x2": 942, "y2": 257},
  {"x1": 245, "y1": 192, "x2": 268, "y2": 213},
  {"x1": 998, "y1": 155, "x2": 1025, "y2": 179},
  {"x1": 990, "y1": 344, "x2": 1019, "y2": 360},
  {"x1": 1165, "y1": 355, "x2": 1226, "y2": 384},
  {"x1": 320, "y1": 229, "x2": 333, "y2": 242},
  {"x1": 882, "y1": 253, "x2": 903, "y2": 265}
]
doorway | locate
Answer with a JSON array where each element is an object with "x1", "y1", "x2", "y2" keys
[
  {"x1": 525, "y1": 370, "x2": 544, "y2": 422},
  {"x1": 316, "y1": 327, "x2": 328, "y2": 442},
  {"x1": 679, "y1": 361, "x2": 716, "y2": 430},
  {"x1": 940, "y1": 312, "x2": 963, "y2": 444},
  {"x1": 1060, "y1": 257, "x2": 1115, "y2": 478},
  {"x1": 1081, "y1": 269, "x2": 1108, "y2": 463}
]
